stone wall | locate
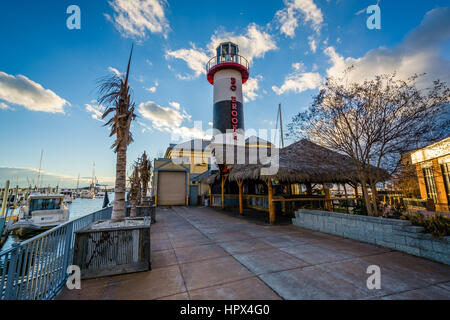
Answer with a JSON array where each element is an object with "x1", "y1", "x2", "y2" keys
[{"x1": 292, "y1": 209, "x2": 449, "y2": 265}]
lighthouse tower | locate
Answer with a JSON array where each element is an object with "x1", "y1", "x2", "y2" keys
[{"x1": 206, "y1": 42, "x2": 249, "y2": 139}]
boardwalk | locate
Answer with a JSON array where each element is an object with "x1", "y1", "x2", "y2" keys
[{"x1": 57, "y1": 207, "x2": 450, "y2": 300}]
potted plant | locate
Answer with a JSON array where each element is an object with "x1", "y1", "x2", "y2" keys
[{"x1": 73, "y1": 46, "x2": 151, "y2": 279}]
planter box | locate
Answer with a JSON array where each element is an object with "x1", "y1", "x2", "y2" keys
[
  {"x1": 292, "y1": 209, "x2": 450, "y2": 265},
  {"x1": 125, "y1": 205, "x2": 156, "y2": 223},
  {"x1": 73, "y1": 218, "x2": 151, "y2": 279}
]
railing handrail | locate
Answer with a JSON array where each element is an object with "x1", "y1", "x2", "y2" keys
[
  {"x1": 0, "y1": 206, "x2": 112, "y2": 300},
  {"x1": 206, "y1": 54, "x2": 250, "y2": 73}
]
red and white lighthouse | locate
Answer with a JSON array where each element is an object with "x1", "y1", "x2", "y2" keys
[{"x1": 206, "y1": 42, "x2": 249, "y2": 139}]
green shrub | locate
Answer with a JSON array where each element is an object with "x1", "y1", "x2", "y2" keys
[
  {"x1": 353, "y1": 199, "x2": 368, "y2": 216},
  {"x1": 404, "y1": 213, "x2": 450, "y2": 238},
  {"x1": 425, "y1": 214, "x2": 450, "y2": 238}
]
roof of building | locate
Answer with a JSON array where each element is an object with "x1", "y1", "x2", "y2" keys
[{"x1": 201, "y1": 139, "x2": 388, "y2": 184}]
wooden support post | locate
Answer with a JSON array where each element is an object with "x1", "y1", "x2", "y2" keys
[
  {"x1": 324, "y1": 188, "x2": 333, "y2": 212},
  {"x1": 209, "y1": 185, "x2": 212, "y2": 206},
  {"x1": 268, "y1": 179, "x2": 275, "y2": 224},
  {"x1": 221, "y1": 175, "x2": 226, "y2": 210},
  {"x1": 343, "y1": 183, "x2": 349, "y2": 213},
  {"x1": 306, "y1": 183, "x2": 313, "y2": 196},
  {"x1": 237, "y1": 180, "x2": 244, "y2": 215}
]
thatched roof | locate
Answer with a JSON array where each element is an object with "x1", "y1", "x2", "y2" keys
[
  {"x1": 201, "y1": 171, "x2": 220, "y2": 184},
  {"x1": 228, "y1": 139, "x2": 388, "y2": 184}
]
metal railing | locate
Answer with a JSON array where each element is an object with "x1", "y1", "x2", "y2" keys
[
  {"x1": 206, "y1": 54, "x2": 249, "y2": 73},
  {"x1": 0, "y1": 206, "x2": 112, "y2": 300}
]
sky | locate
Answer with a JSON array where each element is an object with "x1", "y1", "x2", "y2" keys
[{"x1": 0, "y1": 0, "x2": 449, "y2": 188}]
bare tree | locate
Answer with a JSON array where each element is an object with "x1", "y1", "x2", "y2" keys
[
  {"x1": 288, "y1": 71, "x2": 449, "y2": 216},
  {"x1": 98, "y1": 46, "x2": 136, "y2": 220}
]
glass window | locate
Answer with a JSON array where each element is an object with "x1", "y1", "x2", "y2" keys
[
  {"x1": 442, "y1": 163, "x2": 450, "y2": 203},
  {"x1": 231, "y1": 44, "x2": 237, "y2": 55},
  {"x1": 423, "y1": 167, "x2": 438, "y2": 202},
  {"x1": 222, "y1": 44, "x2": 229, "y2": 55}
]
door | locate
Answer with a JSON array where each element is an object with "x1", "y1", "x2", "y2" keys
[
  {"x1": 158, "y1": 171, "x2": 186, "y2": 206},
  {"x1": 189, "y1": 185, "x2": 199, "y2": 206}
]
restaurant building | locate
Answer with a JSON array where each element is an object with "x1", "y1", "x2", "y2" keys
[{"x1": 411, "y1": 137, "x2": 450, "y2": 212}]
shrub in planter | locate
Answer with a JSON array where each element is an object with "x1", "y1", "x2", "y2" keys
[{"x1": 404, "y1": 213, "x2": 450, "y2": 238}]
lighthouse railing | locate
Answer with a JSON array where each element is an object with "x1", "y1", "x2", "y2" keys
[{"x1": 206, "y1": 54, "x2": 249, "y2": 73}]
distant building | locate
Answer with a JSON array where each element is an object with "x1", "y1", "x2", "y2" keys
[
  {"x1": 152, "y1": 139, "x2": 211, "y2": 206},
  {"x1": 411, "y1": 137, "x2": 450, "y2": 212}
]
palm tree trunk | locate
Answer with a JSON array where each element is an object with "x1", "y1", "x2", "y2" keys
[
  {"x1": 112, "y1": 143, "x2": 127, "y2": 220},
  {"x1": 130, "y1": 198, "x2": 137, "y2": 218},
  {"x1": 141, "y1": 179, "x2": 147, "y2": 203}
]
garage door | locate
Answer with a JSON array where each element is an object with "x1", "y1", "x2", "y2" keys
[{"x1": 158, "y1": 171, "x2": 186, "y2": 206}]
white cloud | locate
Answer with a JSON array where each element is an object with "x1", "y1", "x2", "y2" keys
[
  {"x1": 85, "y1": 103, "x2": 105, "y2": 122},
  {"x1": 272, "y1": 63, "x2": 321, "y2": 95},
  {"x1": 145, "y1": 80, "x2": 159, "y2": 93},
  {"x1": 106, "y1": 0, "x2": 170, "y2": 39},
  {"x1": 165, "y1": 24, "x2": 277, "y2": 80},
  {"x1": 207, "y1": 24, "x2": 277, "y2": 63},
  {"x1": 324, "y1": 7, "x2": 450, "y2": 88},
  {"x1": 169, "y1": 101, "x2": 181, "y2": 110},
  {"x1": 292, "y1": 62, "x2": 304, "y2": 71},
  {"x1": 108, "y1": 66, "x2": 122, "y2": 77},
  {"x1": 0, "y1": 71, "x2": 69, "y2": 113},
  {"x1": 165, "y1": 44, "x2": 210, "y2": 78},
  {"x1": 138, "y1": 101, "x2": 209, "y2": 140},
  {"x1": 243, "y1": 75, "x2": 263, "y2": 102},
  {"x1": 0, "y1": 102, "x2": 13, "y2": 111},
  {"x1": 137, "y1": 120, "x2": 153, "y2": 133},
  {"x1": 275, "y1": 0, "x2": 324, "y2": 37},
  {"x1": 146, "y1": 86, "x2": 157, "y2": 93},
  {"x1": 139, "y1": 101, "x2": 188, "y2": 130},
  {"x1": 308, "y1": 36, "x2": 317, "y2": 53}
]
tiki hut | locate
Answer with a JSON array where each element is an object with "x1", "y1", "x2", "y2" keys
[
  {"x1": 228, "y1": 139, "x2": 367, "y2": 183},
  {"x1": 204, "y1": 139, "x2": 388, "y2": 224}
]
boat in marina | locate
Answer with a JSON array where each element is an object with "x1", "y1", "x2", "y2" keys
[
  {"x1": 61, "y1": 190, "x2": 73, "y2": 204},
  {"x1": 80, "y1": 190, "x2": 94, "y2": 199},
  {"x1": 7, "y1": 194, "x2": 70, "y2": 237}
]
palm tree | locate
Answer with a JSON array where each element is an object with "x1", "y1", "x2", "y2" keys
[
  {"x1": 98, "y1": 46, "x2": 136, "y2": 220},
  {"x1": 139, "y1": 151, "x2": 152, "y2": 203},
  {"x1": 128, "y1": 163, "x2": 141, "y2": 218}
]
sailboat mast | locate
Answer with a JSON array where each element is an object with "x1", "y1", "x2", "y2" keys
[
  {"x1": 37, "y1": 149, "x2": 43, "y2": 191},
  {"x1": 278, "y1": 104, "x2": 285, "y2": 148}
]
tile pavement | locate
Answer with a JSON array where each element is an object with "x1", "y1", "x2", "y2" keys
[{"x1": 57, "y1": 206, "x2": 450, "y2": 300}]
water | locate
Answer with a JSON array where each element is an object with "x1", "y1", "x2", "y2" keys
[{"x1": 1, "y1": 195, "x2": 114, "y2": 252}]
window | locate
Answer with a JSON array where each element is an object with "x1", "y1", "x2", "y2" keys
[
  {"x1": 29, "y1": 198, "x2": 61, "y2": 213},
  {"x1": 423, "y1": 167, "x2": 438, "y2": 202},
  {"x1": 442, "y1": 163, "x2": 450, "y2": 203}
]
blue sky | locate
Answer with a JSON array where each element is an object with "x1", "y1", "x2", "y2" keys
[{"x1": 0, "y1": 0, "x2": 449, "y2": 187}]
